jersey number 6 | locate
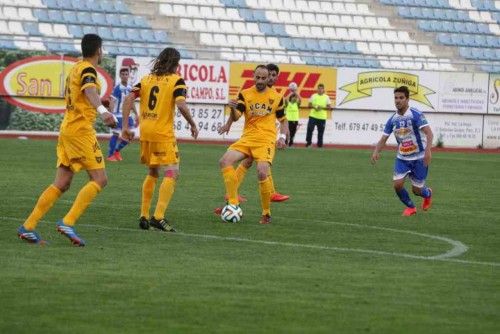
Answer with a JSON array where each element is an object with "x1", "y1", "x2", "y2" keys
[{"x1": 148, "y1": 86, "x2": 159, "y2": 110}]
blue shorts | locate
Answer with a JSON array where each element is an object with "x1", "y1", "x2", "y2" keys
[
  {"x1": 113, "y1": 115, "x2": 135, "y2": 132},
  {"x1": 393, "y1": 158, "x2": 428, "y2": 187}
]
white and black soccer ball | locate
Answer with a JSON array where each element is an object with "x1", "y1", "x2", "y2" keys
[
  {"x1": 288, "y1": 82, "x2": 298, "y2": 91},
  {"x1": 220, "y1": 204, "x2": 243, "y2": 223}
]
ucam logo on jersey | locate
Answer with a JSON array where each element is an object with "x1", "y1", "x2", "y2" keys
[
  {"x1": 115, "y1": 56, "x2": 229, "y2": 104},
  {"x1": 229, "y1": 62, "x2": 337, "y2": 105},
  {"x1": 0, "y1": 55, "x2": 113, "y2": 113}
]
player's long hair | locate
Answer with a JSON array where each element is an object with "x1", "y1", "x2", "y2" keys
[{"x1": 151, "y1": 48, "x2": 180, "y2": 76}]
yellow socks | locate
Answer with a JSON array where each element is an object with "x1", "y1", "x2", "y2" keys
[
  {"x1": 153, "y1": 177, "x2": 176, "y2": 220},
  {"x1": 235, "y1": 163, "x2": 249, "y2": 188},
  {"x1": 23, "y1": 185, "x2": 62, "y2": 230},
  {"x1": 141, "y1": 175, "x2": 158, "y2": 218},
  {"x1": 259, "y1": 177, "x2": 273, "y2": 216},
  {"x1": 222, "y1": 166, "x2": 239, "y2": 205},
  {"x1": 63, "y1": 181, "x2": 101, "y2": 226},
  {"x1": 268, "y1": 169, "x2": 276, "y2": 194}
]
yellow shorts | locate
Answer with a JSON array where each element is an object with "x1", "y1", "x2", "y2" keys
[
  {"x1": 229, "y1": 139, "x2": 275, "y2": 164},
  {"x1": 56, "y1": 134, "x2": 105, "y2": 172},
  {"x1": 140, "y1": 141, "x2": 179, "y2": 166}
]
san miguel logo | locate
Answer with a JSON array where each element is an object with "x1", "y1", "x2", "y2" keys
[
  {"x1": 0, "y1": 55, "x2": 113, "y2": 113},
  {"x1": 339, "y1": 71, "x2": 435, "y2": 108},
  {"x1": 229, "y1": 62, "x2": 336, "y2": 103}
]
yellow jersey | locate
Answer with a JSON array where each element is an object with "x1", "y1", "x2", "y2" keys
[
  {"x1": 132, "y1": 73, "x2": 187, "y2": 142},
  {"x1": 236, "y1": 86, "x2": 285, "y2": 143},
  {"x1": 60, "y1": 60, "x2": 101, "y2": 136}
]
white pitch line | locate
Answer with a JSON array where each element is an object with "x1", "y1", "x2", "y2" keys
[{"x1": 3, "y1": 216, "x2": 498, "y2": 267}]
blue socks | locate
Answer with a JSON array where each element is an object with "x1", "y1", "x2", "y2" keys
[
  {"x1": 419, "y1": 187, "x2": 432, "y2": 198},
  {"x1": 108, "y1": 134, "x2": 118, "y2": 157},
  {"x1": 395, "y1": 188, "x2": 415, "y2": 208},
  {"x1": 115, "y1": 139, "x2": 129, "y2": 152}
]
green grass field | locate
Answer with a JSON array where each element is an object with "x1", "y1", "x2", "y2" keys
[{"x1": 0, "y1": 138, "x2": 498, "y2": 333}]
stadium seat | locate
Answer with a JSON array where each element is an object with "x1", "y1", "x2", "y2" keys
[
  {"x1": 139, "y1": 29, "x2": 156, "y2": 43},
  {"x1": 23, "y1": 22, "x2": 42, "y2": 36}
]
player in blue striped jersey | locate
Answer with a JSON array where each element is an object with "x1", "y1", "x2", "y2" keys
[
  {"x1": 107, "y1": 67, "x2": 138, "y2": 161},
  {"x1": 371, "y1": 86, "x2": 433, "y2": 216}
]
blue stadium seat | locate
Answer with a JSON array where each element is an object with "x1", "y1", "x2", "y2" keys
[
  {"x1": 106, "y1": 14, "x2": 120, "y2": 26},
  {"x1": 437, "y1": 33, "x2": 451, "y2": 45},
  {"x1": 62, "y1": 10, "x2": 77, "y2": 24},
  {"x1": 458, "y1": 47, "x2": 472, "y2": 58},
  {"x1": 474, "y1": 35, "x2": 486, "y2": 47},
  {"x1": 272, "y1": 24, "x2": 287, "y2": 37},
  {"x1": 451, "y1": 34, "x2": 463, "y2": 45},
  {"x1": 133, "y1": 47, "x2": 148, "y2": 57},
  {"x1": 453, "y1": 21, "x2": 466, "y2": 33},
  {"x1": 46, "y1": 41, "x2": 62, "y2": 52},
  {"x1": 421, "y1": 8, "x2": 433, "y2": 19},
  {"x1": 83, "y1": 26, "x2": 97, "y2": 35},
  {"x1": 471, "y1": 48, "x2": 484, "y2": 59},
  {"x1": 97, "y1": 26, "x2": 113, "y2": 40},
  {"x1": 70, "y1": 0, "x2": 88, "y2": 11},
  {"x1": 23, "y1": 22, "x2": 42, "y2": 36},
  {"x1": 252, "y1": 10, "x2": 267, "y2": 22},
  {"x1": 318, "y1": 39, "x2": 333, "y2": 52},
  {"x1": 134, "y1": 16, "x2": 149, "y2": 28},
  {"x1": 99, "y1": 1, "x2": 114, "y2": 12},
  {"x1": 465, "y1": 22, "x2": 479, "y2": 33},
  {"x1": 478, "y1": 24, "x2": 490, "y2": 34},
  {"x1": 68, "y1": 24, "x2": 83, "y2": 37},
  {"x1": 77, "y1": 12, "x2": 91, "y2": 25},
  {"x1": 259, "y1": 23, "x2": 273, "y2": 35},
  {"x1": 56, "y1": 0, "x2": 72, "y2": 10},
  {"x1": 114, "y1": 1, "x2": 130, "y2": 14},
  {"x1": 91, "y1": 13, "x2": 106, "y2": 25},
  {"x1": 119, "y1": 14, "x2": 135, "y2": 28},
  {"x1": 278, "y1": 37, "x2": 293, "y2": 49},
  {"x1": 486, "y1": 35, "x2": 499, "y2": 48},
  {"x1": 340, "y1": 58, "x2": 355, "y2": 67},
  {"x1": 118, "y1": 46, "x2": 130, "y2": 55},
  {"x1": 140, "y1": 29, "x2": 156, "y2": 43},
  {"x1": 111, "y1": 27, "x2": 127, "y2": 41},
  {"x1": 442, "y1": 20, "x2": 454, "y2": 32},
  {"x1": 153, "y1": 30, "x2": 168, "y2": 43},
  {"x1": 43, "y1": 0, "x2": 57, "y2": 9},
  {"x1": 125, "y1": 28, "x2": 141, "y2": 41},
  {"x1": 430, "y1": 20, "x2": 443, "y2": 32},
  {"x1": 462, "y1": 34, "x2": 475, "y2": 47},
  {"x1": 293, "y1": 38, "x2": 307, "y2": 51},
  {"x1": 34, "y1": 8, "x2": 50, "y2": 21},
  {"x1": 61, "y1": 42, "x2": 76, "y2": 53},
  {"x1": 434, "y1": 9, "x2": 447, "y2": 20},
  {"x1": 106, "y1": 46, "x2": 119, "y2": 56},
  {"x1": 306, "y1": 39, "x2": 319, "y2": 50},
  {"x1": 365, "y1": 59, "x2": 380, "y2": 68},
  {"x1": 48, "y1": 10, "x2": 63, "y2": 23},
  {"x1": 418, "y1": 20, "x2": 432, "y2": 31},
  {"x1": 344, "y1": 42, "x2": 358, "y2": 54}
]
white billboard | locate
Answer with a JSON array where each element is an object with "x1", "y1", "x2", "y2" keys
[
  {"x1": 115, "y1": 56, "x2": 230, "y2": 104},
  {"x1": 437, "y1": 72, "x2": 489, "y2": 114}
]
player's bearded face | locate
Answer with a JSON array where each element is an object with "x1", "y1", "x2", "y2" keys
[
  {"x1": 254, "y1": 68, "x2": 269, "y2": 92},
  {"x1": 394, "y1": 92, "x2": 409, "y2": 111}
]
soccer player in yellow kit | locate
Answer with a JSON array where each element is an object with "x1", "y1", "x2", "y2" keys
[
  {"x1": 121, "y1": 47, "x2": 198, "y2": 232},
  {"x1": 219, "y1": 65, "x2": 288, "y2": 224},
  {"x1": 17, "y1": 34, "x2": 117, "y2": 246}
]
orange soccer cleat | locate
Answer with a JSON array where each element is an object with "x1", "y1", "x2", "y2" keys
[
  {"x1": 213, "y1": 207, "x2": 223, "y2": 216},
  {"x1": 402, "y1": 207, "x2": 417, "y2": 216},
  {"x1": 270, "y1": 192, "x2": 290, "y2": 202},
  {"x1": 113, "y1": 151, "x2": 123, "y2": 161},
  {"x1": 259, "y1": 214, "x2": 272, "y2": 225},
  {"x1": 422, "y1": 188, "x2": 432, "y2": 211}
]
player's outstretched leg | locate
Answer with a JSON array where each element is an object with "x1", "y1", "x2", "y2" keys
[{"x1": 395, "y1": 185, "x2": 417, "y2": 216}]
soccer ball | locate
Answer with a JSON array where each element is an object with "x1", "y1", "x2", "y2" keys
[
  {"x1": 220, "y1": 204, "x2": 243, "y2": 223},
  {"x1": 288, "y1": 82, "x2": 298, "y2": 91}
]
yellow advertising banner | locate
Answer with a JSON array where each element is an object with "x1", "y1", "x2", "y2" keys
[
  {"x1": 0, "y1": 55, "x2": 113, "y2": 113},
  {"x1": 229, "y1": 62, "x2": 336, "y2": 118},
  {"x1": 339, "y1": 70, "x2": 435, "y2": 108}
]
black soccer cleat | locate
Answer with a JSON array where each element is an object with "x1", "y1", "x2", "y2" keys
[
  {"x1": 149, "y1": 217, "x2": 176, "y2": 232},
  {"x1": 139, "y1": 216, "x2": 150, "y2": 230}
]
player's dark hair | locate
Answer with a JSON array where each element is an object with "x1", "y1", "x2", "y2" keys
[
  {"x1": 119, "y1": 68, "x2": 129, "y2": 74},
  {"x1": 394, "y1": 86, "x2": 410, "y2": 98},
  {"x1": 81, "y1": 34, "x2": 102, "y2": 58},
  {"x1": 318, "y1": 83, "x2": 325, "y2": 88},
  {"x1": 254, "y1": 64, "x2": 268, "y2": 73},
  {"x1": 266, "y1": 63, "x2": 280, "y2": 74},
  {"x1": 151, "y1": 47, "x2": 180, "y2": 76}
]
